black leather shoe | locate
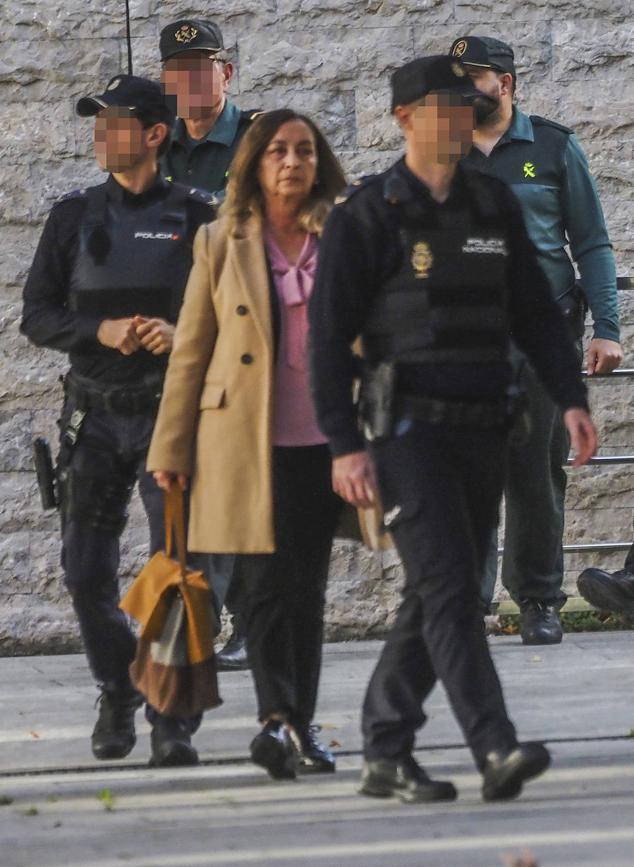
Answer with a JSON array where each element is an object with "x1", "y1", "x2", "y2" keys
[
  {"x1": 91, "y1": 686, "x2": 143, "y2": 760},
  {"x1": 250, "y1": 720, "x2": 298, "y2": 780},
  {"x1": 482, "y1": 742, "x2": 551, "y2": 801},
  {"x1": 519, "y1": 598, "x2": 563, "y2": 645},
  {"x1": 292, "y1": 725, "x2": 336, "y2": 774},
  {"x1": 577, "y1": 568, "x2": 634, "y2": 617},
  {"x1": 216, "y1": 630, "x2": 250, "y2": 671},
  {"x1": 150, "y1": 718, "x2": 199, "y2": 767},
  {"x1": 358, "y1": 755, "x2": 458, "y2": 803}
]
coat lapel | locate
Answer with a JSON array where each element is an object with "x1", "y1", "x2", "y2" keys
[{"x1": 228, "y1": 218, "x2": 274, "y2": 352}]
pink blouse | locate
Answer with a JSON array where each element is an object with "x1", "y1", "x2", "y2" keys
[{"x1": 264, "y1": 229, "x2": 327, "y2": 447}]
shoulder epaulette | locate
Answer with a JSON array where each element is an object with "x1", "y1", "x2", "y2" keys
[
  {"x1": 54, "y1": 188, "x2": 87, "y2": 206},
  {"x1": 530, "y1": 115, "x2": 573, "y2": 135},
  {"x1": 240, "y1": 109, "x2": 264, "y2": 124},
  {"x1": 186, "y1": 186, "x2": 217, "y2": 207},
  {"x1": 334, "y1": 175, "x2": 376, "y2": 205}
]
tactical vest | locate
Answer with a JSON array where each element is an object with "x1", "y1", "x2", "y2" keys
[
  {"x1": 362, "y1": 171, "x2": 511, "y2": 367},
  {"x1": 68, "y1": 183, "x2": 193, "y2": 322}
]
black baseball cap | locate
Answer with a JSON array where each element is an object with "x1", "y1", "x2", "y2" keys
[
  {"x1": 76, "y1": 75, "x2": 174, "y2": 126},
  {"x1": 160, "y1": 19, "x2": 225, "y2": 62},
  {"x1": 449, "y1": 36, "x2": 516, "y2": 75},
  {"x1": 391, "y1": 55, "x2": 482, "y2": 111}
]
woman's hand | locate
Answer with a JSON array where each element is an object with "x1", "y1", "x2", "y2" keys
[
  {"x1": 332, "y1": 450, "x2": 378, "y2": 508},
  {"x1": 153, "y1": 471, "x2": 189, "y2": 491}
]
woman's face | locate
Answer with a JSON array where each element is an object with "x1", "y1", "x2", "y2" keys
[{"x1": 257, "y1": 119, "x2": 318, "y2": 205}]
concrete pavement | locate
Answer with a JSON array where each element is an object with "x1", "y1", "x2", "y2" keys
[{"x1": 1, "y1": 632, "x2": 633, "y2": 866}]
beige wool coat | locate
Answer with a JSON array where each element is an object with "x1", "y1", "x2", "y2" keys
[
  {"x1": 146, "y1": 214, "x2": 279, "y2": 553},
  {"x1": 147, "y1": 214, "x2": 391, "y2": 554}
]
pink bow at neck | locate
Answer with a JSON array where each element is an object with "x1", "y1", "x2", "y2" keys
[{"x1": 266, "y1": 232, "x2": 318, "y2": 307}]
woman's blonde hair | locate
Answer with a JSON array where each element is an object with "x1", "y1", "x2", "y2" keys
[{"x1": 220, "y1": 109, "x2": 346, "y2": 235}]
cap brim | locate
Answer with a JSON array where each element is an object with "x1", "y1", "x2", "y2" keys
[
  {"x1": 161, "y1": 46, "x2": 222, "y2": 61},
  {"x1": 76, "y1": 95, "x2": 109, "y2": 117}
]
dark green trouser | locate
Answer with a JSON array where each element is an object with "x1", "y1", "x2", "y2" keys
[{"x1": 482, "y1": 354, "x2": 573, "y2": 607}]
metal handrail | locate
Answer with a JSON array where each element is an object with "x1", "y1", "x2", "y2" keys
[
  {"x1": 508, "y1": 362, "x2": 634, "y2": 558},
  {"x1": 581, "y1": 368, "x2": 634, "y2": 378},
  {"x1": 566, "y1": 455, "x2": 634, "y2": 466}
]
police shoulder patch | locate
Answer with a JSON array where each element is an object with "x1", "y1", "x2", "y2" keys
[
  {"x1": 334, "y1": 175, "x2": 376, "y2": 206},
  {"x1": 529, "y1": 115, "x2": 573, "y2": 135}
]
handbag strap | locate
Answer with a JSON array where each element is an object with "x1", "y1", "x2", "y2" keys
[{"x1": 164, "y1": 484, "x2": 187, "y2": 580}]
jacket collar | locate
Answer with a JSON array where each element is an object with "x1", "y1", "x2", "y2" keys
[{"x1": 172, "y1": 100, "x2": 241, "y2": 150}]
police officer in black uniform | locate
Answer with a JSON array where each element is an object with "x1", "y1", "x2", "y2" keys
[
  {"x1": 309, "y1": 56, "x2": 597, "y2": 802},
  {"x1": 160, "y1": 17, "x2": 261, "y2": 670},
  {"x1": 21, "y1": 75, "x2": 215, "y2": 767}
]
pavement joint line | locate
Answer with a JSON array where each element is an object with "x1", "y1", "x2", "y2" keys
[
  {"x1": 1, "y1": 732, "x2": 633, "y2": 780},
  {"x1": 42, "y1": 826, "x2": 634, "y2": 867}
]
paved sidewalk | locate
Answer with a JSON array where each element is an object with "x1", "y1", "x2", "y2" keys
[{"x1": 1, "y1": 632, "x2": 633, "y2": 866}]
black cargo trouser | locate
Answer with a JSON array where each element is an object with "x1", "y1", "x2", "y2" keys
[
  {"x1": 238, "y1": 445, "x2": 341, "y2": 731},
  {"x1": 58, "y1": 398, "x2": 202, "y2": 729},
  {"x1": 363, "y1": 420, "x2": 518, "y2": 772}
]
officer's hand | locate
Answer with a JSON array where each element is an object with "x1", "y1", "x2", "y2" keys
[
  {"x1": 97, "y1": 318, "x2": 141, "y2": 355},
  {"x1": 563, "y1": 408, "x2": 598, "y2": 467},
  {"x1": 153, "y1": 471, "x2": 189, "y2": 492},
  {"x1": 332, "y1": 451, "x2": 378, "y2": 509},
  {"x1": 586, "y1": 338, "x2": 623, "y2": 375},
  {"x1": 135, "y1": 317, "x2": 176, "y2": 355}
]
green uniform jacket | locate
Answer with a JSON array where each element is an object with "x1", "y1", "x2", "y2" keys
[
  {"x1": 161, "y1": 100, "x2": 259, "y2": 196},
  {"x1": 462, "y1": 107, "x2": 619, "y2": 342}
]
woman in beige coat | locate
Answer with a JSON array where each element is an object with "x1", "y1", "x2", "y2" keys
[{"x1": 147, "y1": 109, "x2": 346, "y2": 780}]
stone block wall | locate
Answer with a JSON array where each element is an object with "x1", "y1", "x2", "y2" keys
[{"x1": 0, "y1": 1, "x2": 632, "y2": 651}]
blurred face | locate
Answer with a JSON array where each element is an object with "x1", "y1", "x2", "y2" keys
[
  {"x1": 162, "y1": 50, "x2": 232, "y2": 119},
  {"x1": 465, "y1": 67, "x2": 513, "y2": 123},
  {"x1": 398, "y1": 93, "x2": 475, "y2": 164},
  {"x1": 257, "y1": 119, "x2": 318, "y2": 205},
  {"x1": 93, "y1": 107, "x2": 150, "y2": 172}
]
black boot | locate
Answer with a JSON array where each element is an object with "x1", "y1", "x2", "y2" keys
[
  {"x1": 91, "y1": 684, "x2": 143, "y2": 760},
  {"x1": 292, "y1": 725, "x2": 336, "y2": 774},
  {"x1": 577, "y1": 567, "x2": 634, "y2": 617},
  {"x1": 358, "y1": 755, "x2": 457, "y2": 803},
  {"x1": 250, "y1": 720, "x2": 298, "y2": 780},
  {"x1": 519, "y1": 598, "x2": 563, "y2": 645},
  {"x1": 216, "y1": 625, "x2": 249, "y2": 671},
  {"x1": 482, "y1": 742, "x2": 551, "y2": 801},
  {"x1": 150, "y1": 717, "x2": 199, "y2": 767}
]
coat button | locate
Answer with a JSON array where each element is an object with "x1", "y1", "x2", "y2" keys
[
  {"x1": 236, "y1": 305, "x2": 248, "y2": 316},
  {"x1": 240, "y1": 353, "x2": 254, "y2": 365}
]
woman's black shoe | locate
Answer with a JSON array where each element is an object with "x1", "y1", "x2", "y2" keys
[
  {"x1": 292, "y1": 725, "x2": 336, "y2": 773},
  {"x1": 250, "y1": 720, "x2": 298, "y2": 780},
  {"x1": 482, "y1": 742, "x2": 551, "y2": 801},
  {"x1": 150, "y1": 718, "x2": 199, "y2": 767},
  {"x1": 358, "y1": 755, "x2": 457, "y2": 803}
]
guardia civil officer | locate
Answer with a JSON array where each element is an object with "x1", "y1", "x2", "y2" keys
[
  {"x1": 448, "y1": 36, "x2": 623, "y2": 644},
  {"x1": 21, "y1": 75, "x2": 215, "y2": 767},
  {"x1": 309, "y1": 56, "x2": 598, "y2": 802},
  {"x1": 160, "y1": 18, "x2": 260, "y2": 196},
  {"x1": 160, "y1": 17, "x2": 261, "y2": 670}
]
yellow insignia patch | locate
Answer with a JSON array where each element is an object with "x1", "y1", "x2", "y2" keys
[
  {"x1": 411, "y1": 241, "x2": 433, "y2": 279},
  {"x1": 175, "y1": 24, "x2": 198, "y2": 44},
  {"x1": 523, "y1": 161, "x2": 536, "y2": 179},
  {"x1": 451, "y1": 62, "x2": 466, "y2": 78},
  {"x1": 452, "y1": 40, "x2": 468, "y2": 58}
]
